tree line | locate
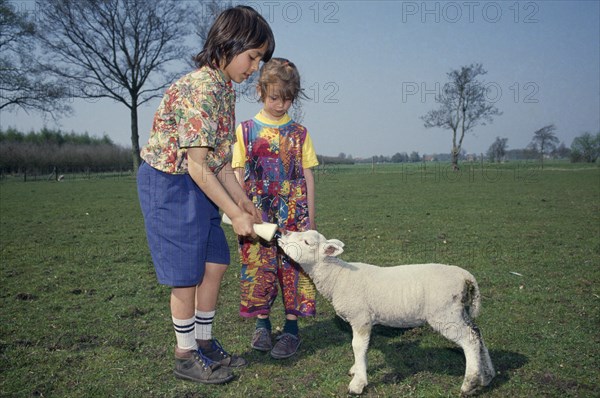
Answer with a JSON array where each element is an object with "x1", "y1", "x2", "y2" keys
[
  {"x1": 330, "y1": 129, "x2": 598, "y2": 165},
  {"x1": 486, "y1": 127, "x2": 598, "y2": 165},
  {"x1": 0, "y1": 128, "x2": 131, "y2": 177}
]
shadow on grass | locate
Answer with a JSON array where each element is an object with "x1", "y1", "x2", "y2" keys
[
  {"x1": 246, "y1": 314, "x2": 528, "y2": 395},
  {"x1": 370, "y1": 323, "x2": 529, "y2": 395},
  {"x1": 375, "y1": 340, "x2": 528, "y2": 390},
  {"x1": 237, "y1": 315, "x2": 353, "y2": 366}
]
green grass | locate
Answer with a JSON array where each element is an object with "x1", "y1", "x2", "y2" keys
[{"x1": 1, "y1": 161, "x2": 599, "y2": 397}]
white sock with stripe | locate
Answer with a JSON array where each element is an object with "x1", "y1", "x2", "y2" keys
[
  {"x1": 172, "y1": 316, "x2": 197, "y2": 351},
  {"x1": 195, "y1": 310, "x2": 215, "y2": 341}
]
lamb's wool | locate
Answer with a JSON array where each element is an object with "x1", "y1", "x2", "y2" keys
[{"x1": 278, "y1": 230, "x2": 495, "y2": 396}]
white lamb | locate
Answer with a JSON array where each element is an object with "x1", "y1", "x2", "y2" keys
[{"x1": 278, "y1": 230, "x2": 495, "y2": 396}]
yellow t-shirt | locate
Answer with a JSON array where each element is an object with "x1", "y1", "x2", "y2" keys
[{"x1": 232, "y1": 112, "x2": 318, "y2": 169}]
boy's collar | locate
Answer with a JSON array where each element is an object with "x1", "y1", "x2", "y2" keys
[{"x1": 203, "y1": 65, "x2": 233, "y2": 90}]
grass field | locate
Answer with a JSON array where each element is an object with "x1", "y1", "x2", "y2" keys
[{"x1": 1, "y1": 161, "x2": 598, "y2": 397}]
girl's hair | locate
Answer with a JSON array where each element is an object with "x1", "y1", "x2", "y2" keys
[
  {"x1": 194, "y1": 6, "x2": 275, "y2": 69},
  {"x1": 258, "y1": 58, "x2": 307, "y2": 103}
]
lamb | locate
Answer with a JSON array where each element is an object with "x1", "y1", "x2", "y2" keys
[{"x1": 277, "y1": 230, "x2": 495, "y2": 396}]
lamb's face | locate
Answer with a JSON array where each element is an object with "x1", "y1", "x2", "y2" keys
[{"x1": 278, "y1": 230, "x2": 344, "y2": 268}]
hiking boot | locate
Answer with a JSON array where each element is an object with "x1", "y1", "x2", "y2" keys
[
  {"x1": 199, "y1": 339, "x2": 248, "y2": 368},
  {"x1": 270, "y1": 333, "x2": 301, "y2": 359},
  {"x1": 173, "y1": 349, "x2": 234, "y2": 384},
  {"x1": 251, "y1": 328, "x2": 272, "y2": 352}
]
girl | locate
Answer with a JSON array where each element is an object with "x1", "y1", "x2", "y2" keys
[
  {"x1": 232, "y1": 58, "x2": 318, "y2": 359},
  {"x1": 137, "y1": 6, "x2": 274, "y2": 384}
]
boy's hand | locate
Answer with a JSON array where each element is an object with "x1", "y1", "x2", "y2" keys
[{"x1": 231, "y1": 213, "x2": 257, "y2": 238}]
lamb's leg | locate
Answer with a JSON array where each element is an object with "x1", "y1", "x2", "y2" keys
[
  {"x1": 348, "y1": 322, "x2": 371, "y2": 395},
  {"x1": 430, "y1": 313, "x2": 494, "y2": 396},
  {"x1": 473, "y1": 327, "x2": 495, "y2": 388},
  {"x1": 459, "y1": 322, "x2": 495, "y2": 395}
]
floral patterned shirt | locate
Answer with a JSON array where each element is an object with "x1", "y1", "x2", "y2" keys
[{"x1": 140, "y1": 66, "x2": 235, "y2": 175}]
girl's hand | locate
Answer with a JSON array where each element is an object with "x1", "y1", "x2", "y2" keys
[{"x1": 239, "y1": 200, "x2": 263, "y2": 224}]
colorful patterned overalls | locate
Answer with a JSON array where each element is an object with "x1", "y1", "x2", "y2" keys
[{"x1": 238, "y1": 117, "x2": 316, "y2": 318}]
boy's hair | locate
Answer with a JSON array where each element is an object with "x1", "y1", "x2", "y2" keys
[
  {"x1": 258, "y1": 58, "x2": 306, "y2": 103},
  {"x1": 194, "y1": 6, "x2": 275, "y2": 69}
]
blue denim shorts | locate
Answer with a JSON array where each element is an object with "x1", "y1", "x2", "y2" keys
[{"x1": 137, "y1": 162, "x2": 230, "y2": 287}]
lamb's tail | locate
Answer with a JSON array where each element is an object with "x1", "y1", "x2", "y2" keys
[{"x1": 464, "y1": 276, "x2": 482, "y2": 319}]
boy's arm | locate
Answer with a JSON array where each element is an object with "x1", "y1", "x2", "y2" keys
[
  {"x1": 187, "y1": 147, "x2": 256, "y2": 236},
  {"x1": 217, "y1": 162, "x2": 261, "y2": 222},
  {"x1": 304, "y1": 168, "x2": 316, "y2": 230}
]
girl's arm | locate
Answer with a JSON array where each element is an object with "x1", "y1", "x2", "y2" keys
[
  {"x1": 304, "y1": 168, "x2": 316, "y2": 229},
  {"x1": 217, "y1": 163, "x2": 261, "y2": 222},
  {"x1": 187, "y1": 147, "x2": 256, "y2": 237}
]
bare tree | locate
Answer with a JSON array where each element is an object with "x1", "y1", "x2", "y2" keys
[
  {"x1": 194, "y1": 0, "x2": 232, "y2": 45},
  {"x1": 554, "y1": 142, "x2": 570, "y2": 159},
  {"x1": 35, "y1": 0, "x2": 193, "y2": 171},
  {"x1": 0, "y1": 0, "x2": 71, "y2": 116},
  {"x1": 486, "y1": 137, "x2": 508, "y2": 163},
  {"x1": 530, "y1": 124, "x2": 559, "y2": 169},
  {"x1": 289, "y1": 100, "x2": 305, "y2": 124},
  {"x1": 422, "y1": 64, "x2": 501, "y2": 170},
  {"x1": 409, "y1": 151, "x2": 420, "y2": 163},
  {"x1": 570, "y1": 131, "x2": 599, "y2": 163}
]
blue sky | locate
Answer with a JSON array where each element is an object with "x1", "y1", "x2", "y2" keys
[{"x1": 2, "y1": 1, "x2": 599, "y2": 158}]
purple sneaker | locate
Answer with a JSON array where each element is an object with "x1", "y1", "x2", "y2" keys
[
  {"x1": 270, "y1": 333, "x2": 301, "y2": 359},
  {"x1": 251, "y1": 328, "x2": 272, "y2": 352}
]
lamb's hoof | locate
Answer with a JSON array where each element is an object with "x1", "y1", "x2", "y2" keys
[
  {"x1": 460, "y1": 376, "x2": 493, "y2": 396},
  {"x1": 460, "y1": 387, "x2": 480, "y2": 397},
  {"x1": 461, "y1": 369, "x2": 494, "y2": 396},
  {"x1": 348, "y1": 378, "x2": 366, "y2": 395},
  {"x1": 482, "y1": 368, "x2": 495, "y2": 386},
  {"x1": 460, "y1": 378, "x2": 481, "y2": 396}
]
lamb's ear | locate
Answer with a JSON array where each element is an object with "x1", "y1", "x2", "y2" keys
[
  {"x1": 323, "y1": 240, "x2": 344, "y2": 257},
  {"x1": 328, "y1": 239, "x2": 345, "y2": 248}
]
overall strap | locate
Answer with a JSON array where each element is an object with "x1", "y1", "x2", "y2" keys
[{"x1": 241, "y1": 120, "x2": 252, "y2": 150}]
